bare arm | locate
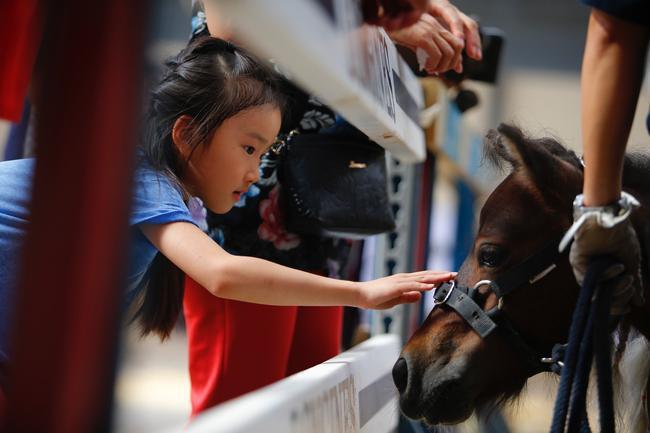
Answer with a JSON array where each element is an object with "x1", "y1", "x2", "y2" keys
[
  {"x1": 141, "y1": 221, "x2": 454, "y2": 308},
  {"x1": 581, "y1": 9, "x2": 649, "y2": 206}
]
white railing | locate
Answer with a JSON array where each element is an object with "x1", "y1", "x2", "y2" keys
[
  {"x1": 213, "y1": 0, "x2": 425, "y2": 163},
  {"x1": 183, "y1": 334, "x2": 401, "y2": 433}
]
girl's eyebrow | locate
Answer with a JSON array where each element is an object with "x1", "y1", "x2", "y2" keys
[{"x1": 245, "y1": 131, "x2": 270, "y2": 146}]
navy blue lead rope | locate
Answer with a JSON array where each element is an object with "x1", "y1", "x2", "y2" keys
[{"x1": 550, "y1": 256, "x2": 617, "y2": 433}]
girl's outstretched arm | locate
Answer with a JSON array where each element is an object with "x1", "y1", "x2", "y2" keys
[{"x1": 141, "y1": 221, "x2": 454, "y2": 309}]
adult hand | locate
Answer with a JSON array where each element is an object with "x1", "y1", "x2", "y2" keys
[
  {"x1": 427, "y1": 0, "x2": 482, "y2": 61},
  {"x1": 560, "y1": 192, "x2": 645, "y2": 314},
  {"x1": 357, "y1": 270, "x2": 455, "y2": 309},
  {"x1": 362, "y1": 0, "x2": 428, "y2": 31},
  {"x1": 389, "y1": 12, "x2": 464, "y2": 74}
]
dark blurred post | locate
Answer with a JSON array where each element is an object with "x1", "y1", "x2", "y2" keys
[{"x1": 5, "y1": 1, "x2": 147, "y2": 432}]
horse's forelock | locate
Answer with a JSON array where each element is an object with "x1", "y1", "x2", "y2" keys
[{"x1": 482, "y1": 125, "x2": 582, "y2": 174}]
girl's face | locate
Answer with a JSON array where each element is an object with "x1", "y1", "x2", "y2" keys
[{"x1": 181, "y1": 104, "x2": 281, "y2": 213}]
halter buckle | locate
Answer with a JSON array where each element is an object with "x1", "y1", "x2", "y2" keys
[{"x1": 433, "y1": 280, "x2": 455, "y2": 306}]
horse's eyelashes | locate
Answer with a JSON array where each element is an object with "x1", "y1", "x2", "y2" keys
[{"x1": 478, "y1": 244, "x2": 506, "y2": 268}]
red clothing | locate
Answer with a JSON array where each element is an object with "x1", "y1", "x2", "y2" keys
[
  {"x1": 0, "y1": 1, "x2": 41, "y2": 121},
  {"x1": 183, "y1": 277, "x2": 342, "y2": 415}
]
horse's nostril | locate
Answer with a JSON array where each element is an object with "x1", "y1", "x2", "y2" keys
[{"x1": 392, "y1": 357, "x2": 408, "y2": 394}]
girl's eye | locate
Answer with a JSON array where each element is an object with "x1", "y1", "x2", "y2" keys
[
  {"x1": 244, "y1": 145, "x2": 256, "y2": 155},
  {"x1": 478, "y1": 244, "x2": 506, "y2": 268}
]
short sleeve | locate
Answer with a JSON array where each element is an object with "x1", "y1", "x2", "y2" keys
[
  {"x1": 580, "y1": 0, "x2": 649, "y2": 26},
  {"x1": 130, "y1": 165, "x2": 197, "y2": 228}
]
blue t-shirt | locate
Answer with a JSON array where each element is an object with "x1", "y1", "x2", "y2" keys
[{"x1": 0, "y1": 157, "x2": 197, "y2": 369}]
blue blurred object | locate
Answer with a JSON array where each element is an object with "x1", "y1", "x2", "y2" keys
[{"x1": 4, "y1": 100, "x2": 30, "y2": 161}]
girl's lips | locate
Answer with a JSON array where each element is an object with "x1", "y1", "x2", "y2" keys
[{"x1": 232, "y1": 191, "x2": 243, "y2": 200}]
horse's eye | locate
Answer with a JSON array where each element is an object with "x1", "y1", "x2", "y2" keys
[{"x1": 478, "y1": 245, "x2": 505, "y2": 268}]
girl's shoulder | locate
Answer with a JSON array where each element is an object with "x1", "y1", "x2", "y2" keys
[
  {"x1": 0, "y1": 157, "x2": 35, "y2": 172},
  {"x1": 130, "y1": 159, "x2": 195, "y2": 227},
  {"x1": 0, "y1": 158, "x2": 35, "y2": 192}
]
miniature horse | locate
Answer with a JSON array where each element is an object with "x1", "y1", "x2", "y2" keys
[{"x1": 394, "y1": 124, "x2": 650, "y2": 429}]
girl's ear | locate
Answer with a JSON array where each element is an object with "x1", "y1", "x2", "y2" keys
[{"x1": 172, "y1": 115, "x2": 195, "y2": 161}]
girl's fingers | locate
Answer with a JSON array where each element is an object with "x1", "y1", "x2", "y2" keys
[
  {"x1": 401, "y1": 291, "x2": 423, "y2": 303},
  {"x1": 410, "y1": 270, "x2": 456, "y2": 276},
  {"x1": 377, "y1": 292, "x2": 422, "y2": 309},
  {"x1": 416, "y1": 271, "x2": 455, "y2": 281},
  {"x1": 395, "y1": 281, "x2": 435, "y2": 293},
  {"x1": 412, "y1": 282, "x2": 436, "y2": 291}
]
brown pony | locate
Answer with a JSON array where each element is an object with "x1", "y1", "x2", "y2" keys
[{"x1": 393, "y1": 124, "x2": 650, "y2": 427}]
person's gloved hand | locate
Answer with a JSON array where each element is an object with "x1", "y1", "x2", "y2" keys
[{"x1": 559, "y1": 191, "x2": 645, "y2": 315}]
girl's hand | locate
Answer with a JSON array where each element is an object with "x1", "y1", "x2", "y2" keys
[{"x1": 357, "y1": 270, "x2": 455, "y2": 309}]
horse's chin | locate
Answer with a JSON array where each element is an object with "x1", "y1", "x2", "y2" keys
[
  {"x1": 414, "y1": 378, "x2": 477, "y2": 425},
  {"x1": 399, "y1": 385, "x2": 476, "y2": 425},
  {"x1": 421, "y1": 404, "x2": 474, "y2": 426}
]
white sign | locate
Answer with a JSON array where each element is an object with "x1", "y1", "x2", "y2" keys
[{"x1": 213, "y1": 0, "x2": 425, "y2": 163}]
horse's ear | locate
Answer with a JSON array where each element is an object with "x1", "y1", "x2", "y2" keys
[
  {"x1": 495, "y1": 123, "x2": 552, "y2": 172},
  {"x1": 483, "y1": 126, "x2": 522, "y2": 171},
  {"x1": 488, "y1": 123, "x2": 582, "y2": 201}
]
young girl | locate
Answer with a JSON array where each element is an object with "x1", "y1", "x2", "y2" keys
[{"x1": 0, "y1": 36, "x2": 453, "y2": 415}]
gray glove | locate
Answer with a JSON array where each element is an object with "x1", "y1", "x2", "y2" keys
[{"x1": 559, "y1": 191, "x2": 644, "y2": 315}]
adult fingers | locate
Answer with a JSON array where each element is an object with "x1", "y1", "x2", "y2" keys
[
  {"x1": 418, "y1": 35, "x2": 442, "y2": 73},
  {"x1": 440, "y1": 29, "x2": 464, "y2": 72},
  {"x1": 420, "y1": 14, "x2": 461, "y2": 73},
  {"x1": 461, "y1": 14, "x2": 482, "y2": 60},
  {"x1": 429, "y1": 2, "x2": 464, "y2": 41},
  {"x1": 428, "y1": 33, "x2": 456, "y2": 73}
]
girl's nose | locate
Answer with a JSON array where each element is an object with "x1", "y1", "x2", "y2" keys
[{"x1": 245, "y1": 168, "x2": 259, "y2": 185}]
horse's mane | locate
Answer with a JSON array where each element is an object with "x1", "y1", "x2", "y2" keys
[{"x1": 623, "y1": 153, "x2": 650, "y2": 190}]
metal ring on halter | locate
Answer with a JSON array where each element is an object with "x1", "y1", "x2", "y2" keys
[
  {"x1": 472, "y1": 280, "x2": 492, "y2": 291},
  {"x1": 433, "y1": 280, "x2": 455, "y2": 306},
  {"x1": 540, "y1": 357, "x2": 564, "y2": 367},
  {"x1": 472, "y1": 279, "x2": 504, "y2": 309}
]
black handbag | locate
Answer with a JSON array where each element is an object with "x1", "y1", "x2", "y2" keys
[{"x1": 276, "y1": 130, "x2": 396, "y2": 238}]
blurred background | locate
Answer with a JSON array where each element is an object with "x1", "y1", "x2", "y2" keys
[{"x1": 1, "y1": 1, "x2": 647, "y2": 432}]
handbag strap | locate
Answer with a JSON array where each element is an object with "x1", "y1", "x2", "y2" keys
[{"x1": 270, "y1": 129, "x2": 300, "y2": 155}]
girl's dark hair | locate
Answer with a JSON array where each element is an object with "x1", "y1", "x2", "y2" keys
[{"x1": 134, "y1": 36, "x2": 286, "y2": 340}]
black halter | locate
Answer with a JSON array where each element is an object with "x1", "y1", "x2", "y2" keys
[{"x1": 432, "y1": 236, "x2": 566, "y2": 374}]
